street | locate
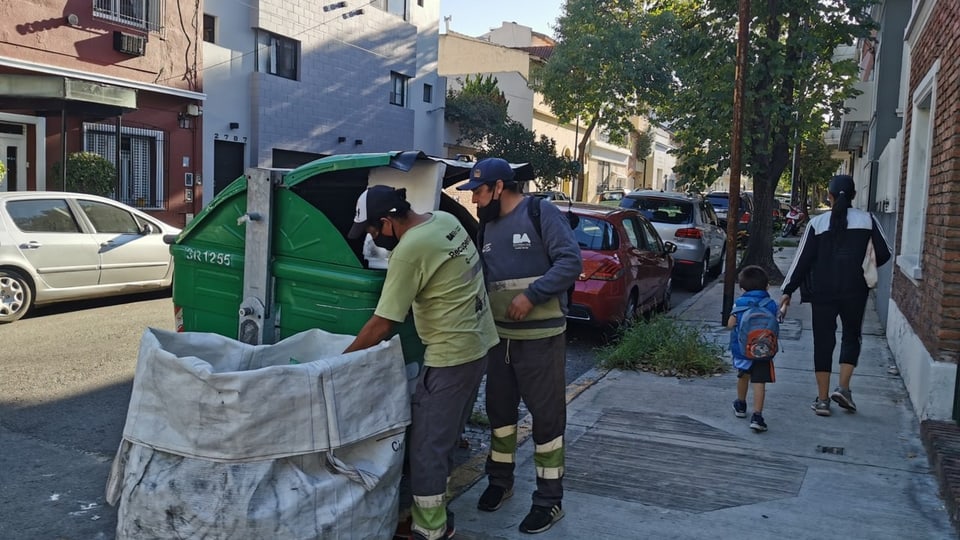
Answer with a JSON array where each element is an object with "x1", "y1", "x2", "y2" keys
[{"x1": 0, "y1": 278, "x2": 703, "y2": 539}]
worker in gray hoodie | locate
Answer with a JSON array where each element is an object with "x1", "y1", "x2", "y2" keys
[{"x1": 457, "y1": 158, "x2": 582, "y2": 534}]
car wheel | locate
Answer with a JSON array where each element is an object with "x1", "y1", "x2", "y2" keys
[
  {"x1": 709, "y1": 245, "x2": 725, "y2": 276},
  {"x1": 658, "y1": 278, "x2": 672, "y2": 313},
  {"x1": 688, "y1": 256, "x2": 708, "y2": 292},
  {"x1": 622, "y1": 292, "x2": 639, "y2": 326},
  {"x1": 0, "y1": 269, "x2": 33, "y2": 324}
]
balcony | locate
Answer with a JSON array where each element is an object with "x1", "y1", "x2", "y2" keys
[{"x1": 839, "y1": 79, "x2": 875, "y2": 151}]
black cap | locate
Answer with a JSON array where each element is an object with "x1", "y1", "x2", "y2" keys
[
  {"x1": 456, "y1": 157, "x2": 516, "y2": 191},
  {"x1": 348, "y1": 185, "x2": 410, "y2": 239},
  {"x1": 828, "y1": 174, "x2": 855, "y2": 197}
]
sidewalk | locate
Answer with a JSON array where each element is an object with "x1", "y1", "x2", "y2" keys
[{"x1": 446, "y1": 245, "x2": 956, "y2": 539}]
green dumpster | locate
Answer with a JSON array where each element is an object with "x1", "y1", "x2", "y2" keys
[{"x1": 168, "y1": 151, "x2": 512, "y2": 368}]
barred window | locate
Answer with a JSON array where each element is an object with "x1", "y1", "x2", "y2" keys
[
  {"x1": 83, "y1": 123, "x2": 165, "y2": 210},
  {"x1": 94, "y1": 0, "x2": 163, "y2": 33}
]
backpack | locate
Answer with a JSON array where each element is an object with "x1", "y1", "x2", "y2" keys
[{"x1": 734, "y1": 297, "x2": 779, "y2": 366}]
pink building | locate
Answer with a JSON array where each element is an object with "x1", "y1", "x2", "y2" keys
[{"x1": 0, "y1": 0, "x2": 205, "y2": 226}]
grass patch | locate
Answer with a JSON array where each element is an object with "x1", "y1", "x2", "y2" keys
[{"x1": 598, "y1": 315, "x2": 727, "y2": 377}]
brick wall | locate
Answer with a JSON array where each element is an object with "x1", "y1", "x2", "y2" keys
[{"x1": 893, "y1": 0, "x2": 960, "y2": 363}]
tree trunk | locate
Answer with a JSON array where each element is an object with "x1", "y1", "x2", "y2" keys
[{"x1": 576, "y1": 115, "x2": 599, "y2": 201}]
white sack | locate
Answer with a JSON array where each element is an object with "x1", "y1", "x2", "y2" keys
[{"x1": 107, "y1": 328, "x2": 411, "y2": 540}]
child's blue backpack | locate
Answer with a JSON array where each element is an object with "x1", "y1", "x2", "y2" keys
[{"x1": 733, "y1": 297, "x2": 779, "y2": 369}]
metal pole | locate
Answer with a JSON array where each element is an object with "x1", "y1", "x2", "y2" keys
[
  {"x1": 722, "y1": 0, "x2": 751, "y2": 325},
  {"x1": 574, "y1": 116, "x2": 581, "y2": 200},
  {"x1": 60, "y1": 108, "x2": 67, "y2": 191}
]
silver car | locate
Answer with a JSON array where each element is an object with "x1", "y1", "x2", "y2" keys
[
  {"x1": 0, "y1": 191, "x2": 180, "y2": 323},
  {"x1": 619, "y1": 190, "x2": 726, "y2": 291}
]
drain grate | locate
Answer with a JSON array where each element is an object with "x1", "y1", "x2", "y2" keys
[
  {"x1": 817, "y1": 445, "x2": 845, "y2": 455},
  {"x1": 565, "y1": 409, "x2": 807, "y2": 513}
]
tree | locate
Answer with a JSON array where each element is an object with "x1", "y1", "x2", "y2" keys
[
  {"x1": 534, "y1": 0, "x2": 673, "y2": 199},
  {"x1": 445, "y1": 74, "x2": 509, "y2": 147},
  {"x1": 446, "y1": 75, "x2": 576, "y2": 190},
  {"x1": 649, "y1": 0, "x2": 873, "y2": 280},
  {"x1": 477, "y1": 120, "x2": 578, "y2": 191},
  {"x1": 51, "y1": 152, "x2": 116, "y2": 196},
  {"x1": 0, "y1": 160, "x2": 6, "y2": 184}
]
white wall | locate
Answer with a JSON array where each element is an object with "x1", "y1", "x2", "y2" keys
[{"x1": 887, "y1": 300, "x2": 957, "y2": 420}]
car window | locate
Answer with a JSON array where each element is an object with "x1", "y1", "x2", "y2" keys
[
  {"x1": 622, "y1": 217, "x2": 646, "y2": 249},
  {"x1": 627, "y1": 197, "x2": 693, "y2": 225},
  {"x1": 640, "y1": 219, "x2": 664, "y2": 252},
  {"x1": 703, "y1": 203, "x2": 719, "y2": 225},
  {"x1": 6, "y1": 199, "x2": 82, "y2": 233},
  {"x1": 78, "y1": 200, "x2": 140, "y2": 234},
  {"x1": 706, "y1": 194, "x2": 729, "y2": 210},
  {"x1": 574, "y1": 215, "x2": 618, "y2": 251}
]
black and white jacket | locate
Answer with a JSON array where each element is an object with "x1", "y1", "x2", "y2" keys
[{"x1": 781, "y1": 208, "x2": 892, "y2": 303}]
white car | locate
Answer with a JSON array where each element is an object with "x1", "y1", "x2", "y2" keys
[{"x1": 0, "y1": 191, "x2": 180, "y2": 323}]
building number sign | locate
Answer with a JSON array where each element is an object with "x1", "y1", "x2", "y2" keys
[{"x1": 213, "y1": 133, "x2": 248, "y2": 142}]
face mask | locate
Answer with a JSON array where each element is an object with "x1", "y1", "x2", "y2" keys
[
  {"x1": 477, "y1": 186, "x2": 502, "y2": 223},
  {"x1": 372, "y1": 222, "x2": 399, "y2": 251}
]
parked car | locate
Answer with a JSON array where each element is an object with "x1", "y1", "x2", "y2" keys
[
  {"x1": 594, "y1": 189, "x2": 630, "y2": 206},
  {"x1": 0, "y1": 191, "x2": 180, "y2": 323},
  {"x1": 528, "y1": 190, "x2": 570, "y2": 201},
  {"x1": 619, "y1": 190, "x2": 726, "y2": 291},
  {"x1": 705, "y1": 191, "x2": 754, "y2": 231},
  {"x1": 562, "y1": 202, "x2": 676, "y2": 329}
]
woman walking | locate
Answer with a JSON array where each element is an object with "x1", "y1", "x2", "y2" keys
[{"x1": 779, "y1": 175, "x2": 891, "y2": 416}]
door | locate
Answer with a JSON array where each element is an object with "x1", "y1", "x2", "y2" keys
[
  {"x1": 75, "y1": 198, "x2": 170, "y2": 285},
  {"x1": 0, "y1": 128, "x2": 27, "y2": 193},
  {"x1": 621, "y1": 217, "x2": 657, "y2": 308},
  {"x1": 214, "y1": 140, "x2": 245, "y2": 196},
  {"x1": 639, "y1": 218, "x2": 672, "y2": 300},
  {"x1": 4, "y1": 198, "x2": 100, "y2": 289}
]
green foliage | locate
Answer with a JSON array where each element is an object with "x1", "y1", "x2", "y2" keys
[
  {"x1": 445, "y1": 74, "x2": 509, "y2": 146},
  {"x1": 645, "y1": 0, "x2": 874, "y2": 274},
  {"x1": 51, "y1": 152, "x2": 116, "y2": 196},
  {"x1": 598, "y1": 315, "x2": 726, "y2": 377},
  {"x1": 476, "y1": 120, "x2": 578, "y2": 191},
  {"x1": 633, "y1": 126, "x2": 653, "y2": 160},
  {"x1": 535, "y1": 0, "x2": 673, "y2": 155},
  {"x1": 0, "y1": 160, "x2": 6, "y2": 184}
]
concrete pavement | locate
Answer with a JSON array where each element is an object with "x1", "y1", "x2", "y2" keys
[{"x1": 447, "y1": 246, "x2": 956, "y2": 539}]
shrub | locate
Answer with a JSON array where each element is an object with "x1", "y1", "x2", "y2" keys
[
  {"x1": 0, "y1": 160, "x2": 6, "y2": 184},
  {"x1": 598, "y1": 315, "x2": 726, "y2": 377},
  {"x1": 51, "y1": 152, "x2": 116, "y2": 196}
]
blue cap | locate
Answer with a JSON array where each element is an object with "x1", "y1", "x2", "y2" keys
[{"x1": 457, "y1": 158, "x2": 516, "y2": 191}]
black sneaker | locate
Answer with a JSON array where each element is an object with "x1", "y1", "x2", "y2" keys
[
  {"x1": 477, "y1": 484, "x2": 513, "y2": 512},
  {"x1": 732, "y1": 399, "x2": 747, "y2": 418},
  {"x1": 410, "y1": 510, "x2": 455, "y2": 540},
  {"x1": 749, "y1": 412, "x2": 767, "y2": 432},
  {"x1": 519, "y1": 503, "x2": 564, "y2": 534}
]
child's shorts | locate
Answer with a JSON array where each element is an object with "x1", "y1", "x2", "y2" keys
[{"x1": 737, "y1": 359, "x2": 776, "y2": 384}]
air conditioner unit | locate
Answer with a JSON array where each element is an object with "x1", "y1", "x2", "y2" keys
[{"x1": 113, "y1": 31, "x2": 147, "y2": 56}]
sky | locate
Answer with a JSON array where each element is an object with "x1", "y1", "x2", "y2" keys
[{"x1": 438, "y1": 0, "x2": 564, "y2": 38}]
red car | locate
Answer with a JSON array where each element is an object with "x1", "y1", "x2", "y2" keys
[{"x1": 562, "y1": 203, "x2": 676, "y2": 328}]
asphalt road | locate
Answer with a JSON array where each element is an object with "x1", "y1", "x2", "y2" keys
[{"x1": 0, "y1": 279, "x2": 702, "y2": 539}]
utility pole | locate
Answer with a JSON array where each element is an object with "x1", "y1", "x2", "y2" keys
[{"x1": 722, "y1": 0, "x2": 751, "y2": 325}]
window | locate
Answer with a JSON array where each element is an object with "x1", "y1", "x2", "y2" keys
[
  {"x1": 898, "y1": 59, "x2": 939, "y2": 281},
  {"x1": 640, "y1": 220, "x2": 665, "y2": 252},
  {"x1": 257, "y1": 31, "x2": 299, "y2": 80},
  {"x1": 83, "y1": 123, "x2": 166, "y2": 210},
  {"x1": 78, "y1": 200, "x2": 141, "y2": 234},
  {"x1": 573, "y1": 216, "x2": 618, "y2": 251},
  {"x1": 390, "y1": 72, "x2": 409, "y2": 106},
  {"x1": 622, "y1": 218, "x2": 645, "y2": 249},
  {"x1": 418, "y1": 0, "x2": 424, "y2": 6},
  {"x1": 7, "y1": 200, "x2": 82, "y2": 233},
  {"x1": 94, "y1": 0, "x2": 163, "y2": 32},
  {"x1": 203, "y1": 14, "x2": 216, "y2": 44},
  {"x1": 423, "y1": 83, "x2": 433, "y2": 103}
]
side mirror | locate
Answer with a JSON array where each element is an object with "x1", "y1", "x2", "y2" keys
[
  {"x1": 663, "y1": 241, "x2": 678, "y2": 254},
  {"x1": 140, "y1": 222, "x2": 155, "y2": 235},
  {"x1": 162, "y1": 233, "x2": 179, "y2": 245}
]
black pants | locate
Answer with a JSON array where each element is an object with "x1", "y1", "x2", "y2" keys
[
  {"x1": 485, "y1": 334, "x2": 567, "y2": 507},
  {"x1": 811, "y1": 294, "x2": 868, "y2": 372}
]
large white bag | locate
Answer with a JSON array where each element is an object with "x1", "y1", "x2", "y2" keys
[{"x1": 106, "y1": 328, "x2": 411, "y2": 540}]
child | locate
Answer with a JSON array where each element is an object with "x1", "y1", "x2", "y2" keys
[{"x1": 727, "y1": 265, "x2": 779, "y2": 432}]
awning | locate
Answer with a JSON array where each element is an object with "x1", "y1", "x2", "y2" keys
[{"x1": 0, "y1": 74, "x2": 137, "y2": 116}]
